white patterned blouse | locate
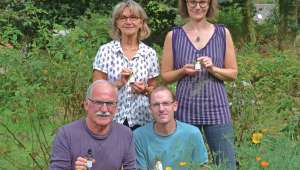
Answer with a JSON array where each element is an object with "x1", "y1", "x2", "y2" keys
[{"x1": 93, "y1": 40, "x2": 160, "y2": 127}]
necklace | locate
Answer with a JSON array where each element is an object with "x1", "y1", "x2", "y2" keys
[
  {"x1": 192, "y1": 29, "x2": 201, "y2": 43},
  {"x1": 195, "y1": 36, "x2": 200, "y2": 43}
]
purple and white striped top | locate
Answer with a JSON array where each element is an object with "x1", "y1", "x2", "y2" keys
[{"x1": 172, "y1": 24, "x2": 232, "y2": 125}]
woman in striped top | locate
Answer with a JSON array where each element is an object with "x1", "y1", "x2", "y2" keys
[{"x1": 161, "y1": 0, "x2": 237, "y2": 169}]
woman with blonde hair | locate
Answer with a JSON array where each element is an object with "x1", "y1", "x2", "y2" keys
[{"x1": 93, "y1": 0, "x2": 159, "y2": 130}]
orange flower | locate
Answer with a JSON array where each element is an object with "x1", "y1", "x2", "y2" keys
[
  {"x1": 252, "y1": 132, "x2": 263, "y2": 144},
  {"x1": 256, "y1": 156, "x2": 261, "y2": 161},
  {"x1": 260, "y1": 161, "x2": 269, "y2": 167}
]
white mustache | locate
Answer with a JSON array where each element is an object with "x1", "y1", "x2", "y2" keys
[{"x1": 96, "y1": 111, "x2": 111, "y2": 116}]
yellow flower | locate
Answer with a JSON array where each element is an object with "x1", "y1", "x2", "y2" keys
[
  {"x1": 252, "y1": 132, "x2": 263, "y2": 144},
  {"x1": 179, "y1": 162, "x2": 187, "y2": 166},
  {"x1": 165, "y1": 166, "x2": 172, "y2": 170}
]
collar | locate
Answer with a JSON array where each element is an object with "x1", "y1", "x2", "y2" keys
[
  {"x1": 113, "y1": 40, "x2": 148, "y2": 59},
  {"x1": 153, "y1": 120, "x2": 177, "y2": 137},
  {"x1": 83, "y1": 119, "x2": 113, "y2": 140}
]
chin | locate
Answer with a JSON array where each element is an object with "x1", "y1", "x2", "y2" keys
[
  {"x1": 95, "y1": 117, "x2": 112, "y2": 126},
  {"x1": 157, "y1": 119, "x2": 170, "y2": 124}
]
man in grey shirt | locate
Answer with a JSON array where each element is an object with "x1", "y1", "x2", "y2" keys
[{"x1": 50, "y1": 80, "x2": 136, "y2": 170}]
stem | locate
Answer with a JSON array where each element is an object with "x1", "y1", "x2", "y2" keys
[{"x1": 0, "y1": 121, "x2": 43, "y2": 169}]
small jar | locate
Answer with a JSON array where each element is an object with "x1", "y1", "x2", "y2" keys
[{"x1": 194, "y1": 60, "x2": 202, "y2": 71}]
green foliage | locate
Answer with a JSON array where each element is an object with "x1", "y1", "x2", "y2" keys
[
  {"x1": 238, "y1": 134, "x2": 300, "y2": 169},
  {"x1": 1, "y1": 1, "x2": 300, "y2": 169},
  {"x1": 0, "y1": 13, "x2": 111, "y2": 169},
  {"x1": 143, "y1": 1, "x2": 177, "y2": 46},
  {"x1": 226, "y1": 46, "x2": 300, "y2": 146},
  {"x1": 217, "y1": 4, "x2": 243, "y2": 45}
]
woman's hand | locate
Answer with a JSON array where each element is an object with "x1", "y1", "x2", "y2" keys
[
  {"x1": 197, "y1": 56, "x2": 215, "y2": 72},
  {"x1": 182, "y1": 64, "x2": 198, "y2": 76},
  {"x1": 120, "y1": 68, "x2": 133, "y2": 83},
  {"x1": 114, "y1": 68, "x2": 133, "y2": 88},
  {"x1": 130, "y1": 81, "x2": 147, "y2": 94}
]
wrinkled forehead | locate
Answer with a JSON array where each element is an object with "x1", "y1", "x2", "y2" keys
[
  {"x1": 90, "y1": 83, "x2": 117, "y2": 99},
  {"x1": 150, "y1": 89, "x2": 173, "y2": 102}
]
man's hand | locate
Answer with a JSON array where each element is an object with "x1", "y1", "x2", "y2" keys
[{"x1": 75, "y1": 156, "x2": 96, "y2": 170}]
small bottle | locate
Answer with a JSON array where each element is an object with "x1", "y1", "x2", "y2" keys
[
  {"x1": 86, "y1": 149, "x2": 93, "y2": 170},
  {"x1": 194, "y1": 60, "x2": 202, "y2": 71},
  {"x1": 154, "y1": 160, "x2": 163, "y2": 170}
]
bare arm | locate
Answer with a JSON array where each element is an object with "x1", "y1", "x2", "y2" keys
[
  {"x1": 201, "y1": 28, "x2": 238, "y2": 81},
  {"x1": 92, "y1": 70, "x2": 107, "y2": 81},
  {"x1": 161, "y1": 31, "x2": 197, "y2": 84}
]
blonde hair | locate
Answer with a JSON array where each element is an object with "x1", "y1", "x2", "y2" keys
[
  {"x1": 110, "y1": 0, "x2": 151, "y2": 40},
  {"x1": 178, "y1": 0, "x2": 218, "y2": 19}
]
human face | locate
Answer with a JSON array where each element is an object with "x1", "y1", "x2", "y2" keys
[
  {"x1": 117, "y1": 7, "x2": 143, "y2": 38},
  {"x1": 84, "y1": 84, "x2": 117, "y2": 129},
  {"x1": 150, "y1": 90, "x2": 177, "y2": 125},
  {"x1": 186, "y1": 0, "x2": 210, "y2": 20}
]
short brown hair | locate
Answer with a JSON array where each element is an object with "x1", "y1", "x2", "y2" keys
[
  {"x1": 149, "y1": 86, "x2": 176, "y2": 103},
  {"x1": 110, "y1": 0, "x2": 151, "y2": 40},
  {"x1": 178, "y1": 0, "x2": 218, "y2": 19}
]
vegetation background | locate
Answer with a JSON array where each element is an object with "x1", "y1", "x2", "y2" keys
[{"x1": 0, "y1": 0, "x2": 299, "y2": 169}]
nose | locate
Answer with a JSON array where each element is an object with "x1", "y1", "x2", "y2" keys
[
  {"x1": 158, "y1": 104, "x2": 166, "y2": 111},
  {"x1": 99, "y1": 103, "x2": 109, "y2": 112}
]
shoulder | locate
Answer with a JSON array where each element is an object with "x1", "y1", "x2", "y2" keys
[
  {"x1": 139, "y1": 42, "x2": 156, "y2": 54},
  {"x1": 97, "y1": 40, "x2": 118, "y2": 51},
  {"x1": 113, "y1": 122, "x2": 132, "y2": 134},
  {"x1": 215, "y1": 24, "x2": 231, "y2": 34},
  {"x1": 55, "y1": 120, "x2": 84, "y2": 138},
  {"x1": 133, "y1": 122, "x2": 153, "y2": 138},
  {"x1": 177, "y1": 121, "x2": 200, "y2": 134},
  {"x1": 60, "y1": 120, "x2": 83, "y2": 132},
  {"x1": 112, "y1": 122, "x2": 133, "y2": 140}
]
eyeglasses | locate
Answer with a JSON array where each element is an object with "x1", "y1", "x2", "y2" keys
[
  {"x1": 150, "y1": 101, "x2": 174, "y2": 109},
  {"x1": 118, "y1": 15, "x2": 140, "y2": 22},
  {"x1": 186, "y1": 0, "x2": 209, "y2": 8},
  {"x1": 88, "y1": 98, "x2": 117, "y2": 109}
]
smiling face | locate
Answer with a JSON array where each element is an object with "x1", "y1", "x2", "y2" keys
[
  {"x1": 116, "y1": 7, "x2": 143, "y2": 38},
  {"x1": 150, "y1": 89, "x2": 178, "y2": 125},
  {"x1": 186, "y1": 0, "x2": 210, "y2": 21},
  {"x1": 84, "y1": 81, "x2": 118, "y2": 132}
]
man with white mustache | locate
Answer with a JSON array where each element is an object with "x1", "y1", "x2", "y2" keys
[{"x1": 50, "y1": 80, "x2": 136, "y2": 170}]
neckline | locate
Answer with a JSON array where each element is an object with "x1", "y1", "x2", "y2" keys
[
  {"x1": 180, "y1": 24, "x2": 216, "y2": 51},
  {"x1": 153, "y1": 121, "x2": 177, "y2": 137},
  {"x1": 84, "y1": 119, "x2": 112, "y2": 140}
]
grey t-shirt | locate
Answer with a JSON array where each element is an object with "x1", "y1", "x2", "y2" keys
[{"x1": 50, "y1": 119, "x2": 136, "y2": 170}]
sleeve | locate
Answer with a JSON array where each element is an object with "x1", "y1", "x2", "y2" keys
[
  {"x1": 192, "y1": 128, "x2": 208, "y2": 165},
  {"x1": 147, "y1": 49, "x2": 160, "y2": 79},
  {"x1": 123, "y1": 131, "x2": 137, "y2": 170},
  {"x1": 133, "y1": 131, "x2": 148, "y2": 170},
  {"x1": 49, "y1": 128, "x2": 72, "y2": 170},
  {"x1": 92, "y1": 45, "x2": 110, "y2": 73}
]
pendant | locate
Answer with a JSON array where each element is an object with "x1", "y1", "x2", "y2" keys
[{"x1": 195, "y1": 36, "x2": 200, "y2": 42}]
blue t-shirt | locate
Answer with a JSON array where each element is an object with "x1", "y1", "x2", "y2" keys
[{"x1": 133, "y1": 121, "x2": 208, "y2": 170}]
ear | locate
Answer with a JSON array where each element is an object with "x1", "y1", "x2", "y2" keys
[
  {"x1": 84, "y1": 99, "x2": 89, "y2": 111},
  {"x1": 173, "y1": 101, "x2": 178, "y2": 112}
]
